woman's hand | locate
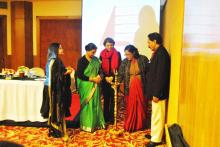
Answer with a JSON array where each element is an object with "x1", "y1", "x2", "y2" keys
[
  {"x1": 105, "y1": 76, "x2": 113, "y2": 83},
  {"x1": 152, "y1": 96, "x2": 159, "y2": 103},
  {"x1": 96, "y1": 75, "x2": 102, "y2": 83},
  {"x1": 89, "y1": 75, "x2": 102, "y2": 84},
  {"x1": 64, "y1": 66, "x2": 73, "y2": 75}
]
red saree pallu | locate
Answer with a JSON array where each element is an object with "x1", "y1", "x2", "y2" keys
[{"x1": 124, "y1": 76, "x2": 148, "y2": 132}]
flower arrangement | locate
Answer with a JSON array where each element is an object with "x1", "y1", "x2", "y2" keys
[{"x1": 17, "y1": 66, "x2": 29, "y2": 77}]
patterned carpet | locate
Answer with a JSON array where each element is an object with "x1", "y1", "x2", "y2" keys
[
  {"x1": 0, "y1": 96, "x2": 166, "y2": 146},
  {"x1": 0, "y1": 122, "x2": 150, "y2": 146}
]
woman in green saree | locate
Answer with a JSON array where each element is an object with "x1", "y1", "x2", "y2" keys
[{"x1": 76, "y1": 43, "x2": 105, "y2": 132}]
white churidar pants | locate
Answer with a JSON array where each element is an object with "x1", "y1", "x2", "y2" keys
[{"x1": 151, "y1": 99, "x2": 166, "y2": 143}]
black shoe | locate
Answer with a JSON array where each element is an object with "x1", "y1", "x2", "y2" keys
[
  {"x1": 109, "y1": 119, "x2": 114, "y2": 124},
  {"x1": 48, "y1": 128, "x2": 62, "y2": 138},
  {"x1": 145, "y1": 134, "x2": 151, "y2": 139},
  {"x1": 146, "y1": 141, "x2": 162, "y2": 147},
  {"x1": 105, "y1": 119, "x2": 114, "y2": 125}
]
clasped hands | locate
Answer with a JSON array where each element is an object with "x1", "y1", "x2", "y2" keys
[
  {"x1": 105, "y1": 76, "x2": 113, "y2": 84},
  {"x1": 89, "y1": 75, "x2": 102, "y2": 84},
  {"x1": 89, "y1": 75, "x2": 113, "y2": 84}
]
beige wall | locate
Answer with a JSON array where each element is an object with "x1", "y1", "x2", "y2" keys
[
  {"x1": 0, "y1": 1, "x2": 12, "y2": 55},
  {"x1": 163, "y1": 0, "x2": 220, "y2": 146},
  {"x1": 161, "y1": 0, "x2": 185, "y2": 124},
  {"x1": 178, "y1": 0, "x2": 220, "y2": 146}
]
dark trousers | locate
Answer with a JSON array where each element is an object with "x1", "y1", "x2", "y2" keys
[
  {"x1": 102, "y1": 80, "x2": 115, "y2": 123},
  {"x1": 40, "y1": 85, "x2": 49, "y2": 118}
]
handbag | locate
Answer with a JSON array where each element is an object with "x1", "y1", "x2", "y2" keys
[{"x1": 168, "y1": 123, "x2": 190, "y2": 147}]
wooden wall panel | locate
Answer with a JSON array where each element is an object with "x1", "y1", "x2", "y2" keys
[
  {"x1": 24, "y1": 2, "x2": 33, "y2": 67},
  {"x1": 39, "y1": 19, "x2": 81, "y2": 69},
  {"x1": 0, "y1": 15, "x2": 7, "y2": 70},
  {"x1": 13, "y1": 17, "x2": 25, "y2": 68},
  {"x1": 11, "y1": 1, "x2": 33, "y2": 69}
]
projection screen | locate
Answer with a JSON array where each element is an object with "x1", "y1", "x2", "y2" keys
[{"x1": 82, "y1": 0, "x2": 160, "y2": 58}]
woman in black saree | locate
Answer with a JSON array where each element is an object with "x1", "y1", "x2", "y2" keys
[{"x1": 40, "y1": 42, "x2": 73, "y2": 141}]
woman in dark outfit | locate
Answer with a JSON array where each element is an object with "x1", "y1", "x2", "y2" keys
[
  {"x1": 100, "y1": 37, "x2": 121, "y2": 124},
  {"x1": 40, "y1": 43, "x2": 72, "y2": 141}
]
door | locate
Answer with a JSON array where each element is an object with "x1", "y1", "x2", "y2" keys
[
  {"x1": 0, "y1": 15, "x2": 7, "y2": 71},
  {"x1": 40, "y1": 19, "x2": 81, "y2": 69}
]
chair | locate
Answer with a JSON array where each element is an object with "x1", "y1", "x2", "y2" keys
[{"x1": 29, "y1": 67, "x2": 45, "y2": 77}]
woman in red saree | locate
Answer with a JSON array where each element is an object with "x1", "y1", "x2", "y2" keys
[{"x1": 114, "y1": 45, "x2": 149, "y2": 132}]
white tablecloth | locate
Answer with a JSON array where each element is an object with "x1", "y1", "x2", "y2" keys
[{"x1": 0, "y1": 79, "x2": 46, "y2": 122}]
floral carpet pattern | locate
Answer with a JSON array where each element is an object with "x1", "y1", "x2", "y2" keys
[
  {"x1": 0, "y1": 122, "x2": 150, "y2": 147},
  {"x1": 0, "y1": 96, "x2": 165, "y2": 146}
]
